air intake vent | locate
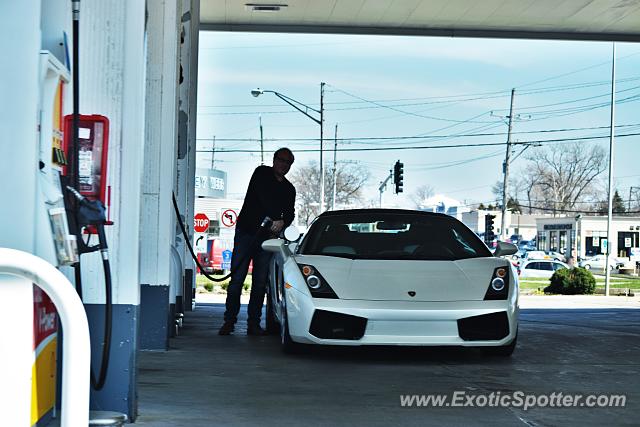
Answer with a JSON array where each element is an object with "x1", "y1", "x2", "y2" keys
[{"x1": 245, "y1": 3, "x2": 288, "y2": 12}]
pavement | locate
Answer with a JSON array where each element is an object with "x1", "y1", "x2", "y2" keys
[{"x1": 134, "y1": 293, "x2": 639, "y2": 427}]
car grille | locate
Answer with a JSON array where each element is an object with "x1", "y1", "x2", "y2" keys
[
  {"x1": 309, "y1": 310, "x2": 367, "y2": 340},
  {"x1": 457, "y1": 311, "x2": 510, "y2": 341}
]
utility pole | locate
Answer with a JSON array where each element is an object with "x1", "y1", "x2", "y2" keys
[
  {"x1": 332, "y1": 124, "x2": 338, "y2": 210},
  {"x1": 500, "y1": 88, "x2": 516, "y2": 241},
  {"x1": 259, "y1": 115, "x2": 264, "y2": 165},
  {"x1": 210, "y1": 136, "x2": 216, "y2": 169},
  {"x1": 319, "y1": 82, "x2": 325, "y2": 213},
  {"x1": 605, "y1": 43, "x2": 616, "y2": 297}
]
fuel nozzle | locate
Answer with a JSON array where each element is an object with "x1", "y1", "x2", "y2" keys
[
  {"x1": 66, "y1": 185, "x2": 106, "y2": 226},
  {"x1": 260, "y1": 216, "x2": 273, "y2": 228},
  {"x1": 65, "y1": 186, "x2": 109, "y2": 254},
  {"x1": 66, "y1": 185, "x2": 86, "y2": 203}
]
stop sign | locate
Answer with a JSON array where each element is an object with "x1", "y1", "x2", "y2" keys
[{"x1": 193, "y1": 213, "x2": 210, "y2": 233}]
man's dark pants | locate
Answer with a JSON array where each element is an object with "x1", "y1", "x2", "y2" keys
[{"x1": 223, "y1": 228, "x2": 273, "y2": 326}]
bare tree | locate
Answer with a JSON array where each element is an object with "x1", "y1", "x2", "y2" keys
[
  {"x1": 491, "y1": 178, "x2": 524, "y2": 212},
  {"x1": 515, "y1": 174, "x2": 546, "y2": 214},
  {"x1": 289, "y1": 161, "x2": 370, "y2": 226},
  {"x1": 410, "y1": 185, "x2": 435, "y2": 208},
  {"x1": 491, "y1": 180, "x2": 504, "y2": 207},
  {"x1": 515, "y1": 143, "x2": 607, "y2": 214}
]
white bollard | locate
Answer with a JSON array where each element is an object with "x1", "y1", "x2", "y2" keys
[{"x1": 0, "y1": 248, "x2": 90, "y2": 427}]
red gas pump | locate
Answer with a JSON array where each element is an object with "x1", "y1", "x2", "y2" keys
[{"x1": 62, "y1": 114, "x2": 114, "y2": 391}]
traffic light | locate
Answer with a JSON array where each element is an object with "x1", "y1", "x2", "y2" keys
[
  {"x1": 393, "y1": 160, "x2": 404, "y2": 193},
  {"x1": 484, "y1": 214, "x2": 496, "y2": 245}
]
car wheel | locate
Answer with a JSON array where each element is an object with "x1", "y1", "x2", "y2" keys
[
  {"x1": 482, "y1": 333, "x2": 517, "y2": 357},
  {"x1": 584, "y1": 264, "x2": 591, "y2": 270},
  {"x1": 265, "y1": 287, "x2": 279, "y2": 335},
  {"x1": 280, "y1": 296, "x2": 304, "y2": 354}
]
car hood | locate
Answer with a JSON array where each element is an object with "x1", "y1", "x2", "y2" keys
[{"x1": 293, "y1": 255, "x2": 509, "y2": 302}]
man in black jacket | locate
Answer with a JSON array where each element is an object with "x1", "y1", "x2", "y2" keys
[{"x1": 219, "y1": 148, "x2": 296, "y2": 335}]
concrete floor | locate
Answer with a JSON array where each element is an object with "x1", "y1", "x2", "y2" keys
[{"x1": 135, "y1": 299, "x2": 639, "y2": 427}]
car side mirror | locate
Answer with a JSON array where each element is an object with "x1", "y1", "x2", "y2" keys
[
  {"x1": 283, "y1": 225, "x2": 302, "y2": 242},
  {"x1": 262, "y1": 238, "x2": 285, "y2": 253},
  {"x1": 494, "y1": 241, "x2": 518, "y2": 257},
  {"x1": 262, "y1": 238, "x2": 293, "y2": 258}
]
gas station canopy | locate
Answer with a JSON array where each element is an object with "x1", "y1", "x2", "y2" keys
[{"x1": 201, "y1": 0, "x2": 640, "y2": 42}]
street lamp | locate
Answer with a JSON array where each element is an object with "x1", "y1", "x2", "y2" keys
[{"x1": 251, "y1": 83, "x2": 326, "y2": 212}]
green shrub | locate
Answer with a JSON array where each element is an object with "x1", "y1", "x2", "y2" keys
[
  {"x1": 219, "y1": 281, "x2": 250, "y2": 292},
  {"x1": 204, "y1": 282, "x2": 213, "y2": 292},
  {"x1": 544, "y1": 267, "x2": 596, "y2": 295}
]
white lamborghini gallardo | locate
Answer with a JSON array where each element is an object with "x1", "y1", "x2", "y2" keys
[{"x1": 262, "y1": 209, "x2": 519, "y2": 356}]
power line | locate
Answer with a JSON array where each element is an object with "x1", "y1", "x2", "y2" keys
[
  {"x1": 198, "y1": 76, "x2": 640, "y2": 109},
  {"x1": 514, "y1": 50, "x2": 640, "y2": 89},
  {"x1": 195, "y1": 132, "x2": 640, "y2": 153},
  {"x1": 197, "y1": 84, "x2": 640, "y2": 125},
  {"x1": 523, "y1": 93, "x2": 640, "y2": 117},
  {"x1": 491, "y1": 85, "x2": 640, "y2": 113},
  {"x1": 325, "y1": 83, "x2": 498, "y2": 124},
  {"x1": 513, "y1": 203, "x2": 640, "y2": 215},
  {"x1": 195, "y1": 123, "x2": 640, "y2": 143}
]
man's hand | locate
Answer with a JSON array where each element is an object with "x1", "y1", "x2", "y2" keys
[{"x1": 270, "y1": 219, "x2": 285, "y2": 235}]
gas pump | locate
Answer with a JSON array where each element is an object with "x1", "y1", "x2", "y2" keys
[
  {"x1": 34, "y1": 47, "x2": 116, "y2": 423},
  {"x1": 4, "y1": 2, "x2": 124, "y2": 425},
  {"x1": 61, "y1": 113, "x2": 114, "y2": 391},
  {"x1": 29, "y1": 50, "x2": 75, "y2": 426}
]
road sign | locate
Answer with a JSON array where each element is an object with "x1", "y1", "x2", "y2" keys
[
  {"x1": 221, "y1": 249, "x2": 232, "y2": 270},
  {"x1": 194, "y1": 213, "x2": 210, "y2": 233},
  {"x1": 221, "y1": 209, "x2": 238, "y2": 228},
  {"x1": 194, "y1": 233, "x2": 207, "y2": 253}
]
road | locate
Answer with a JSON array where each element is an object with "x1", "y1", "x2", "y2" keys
[{"x1": 136, "y1": 296, "x2": 638, "y2": 426}]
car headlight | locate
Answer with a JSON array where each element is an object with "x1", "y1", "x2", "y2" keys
[
  {"x1": 297, "y1": 264, "x2": 338, "y2": 299},
  {"x1": 491, "y1": 277, "x2": 505, "y2": 291},
  {"x1": 306, "y1": 275, "x2": 322, "y2": 289},
  {"x1": 484, "y1": 266, "x2": 510, "y2": 300}
]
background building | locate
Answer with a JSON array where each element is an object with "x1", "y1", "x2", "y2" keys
[{"x1": 536, "y1": 216, "x2": 640, "y2": 260}]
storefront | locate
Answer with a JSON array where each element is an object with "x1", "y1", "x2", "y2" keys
[{"x1": 536, "y1": 216, "x2": 640, "y2": 260}]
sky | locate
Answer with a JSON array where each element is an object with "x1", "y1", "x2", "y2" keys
[{"x1": 196, "y1": 31, "x2": 640, "y2": 210}]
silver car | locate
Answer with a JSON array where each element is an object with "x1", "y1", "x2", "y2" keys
[
  {"x1": 518, "y1": 260, "x2": 569, "y2": 278},
  {"x1": 578, "y1": 255, "x2": 625, "y2": 271}
]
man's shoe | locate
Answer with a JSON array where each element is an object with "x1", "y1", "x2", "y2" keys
[
  {"x1": 218, "y1": 321, "x2": 235, "y2": 335},
  {"x1": 247, "y1": 324, "x2": 267, "y2": 336}
]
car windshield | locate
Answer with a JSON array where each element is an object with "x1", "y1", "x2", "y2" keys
[{"x1": 298, "y1": 212, "x2": 491, "y2": 260}]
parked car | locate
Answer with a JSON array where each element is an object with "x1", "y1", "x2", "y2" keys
[
  {"x1": 519, "y1": 242, "x2": 537, "y2": 252},
  {"x1": 262, "y1": 209, "x2": 519, "y2": 356},
  {"x1": 545, "y1": 251, "x2": 566, "y2": 262},
  {"x1": 578, "y1": 255, "x2": 625, "y2": 271},
  {"x1": 518, "y1": 260, "x2": 570, "y2": 278},
  {"x1": 508, "y1": 234, "x2": 523, "y2": 244},
  {"x1": 521, "y1": 250, "x2": 548, "y2": 261}
]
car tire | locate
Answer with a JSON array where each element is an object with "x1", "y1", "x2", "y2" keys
[
  {"x1": 584, "y1": 264, "x2": 591, "y2": 270},
  {"x1": 265, "y1": 288, "x2": 279, "y2": 335},
  {"x1": 280, "y1": 296, "x2": 304, "y2": 354},
  {"x1": 482, "y1": 333, "x2": 517, "y2": 357}
]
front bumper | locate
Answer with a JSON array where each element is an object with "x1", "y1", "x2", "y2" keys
[{"x1": 285, "y1": 289, "x2": 518, "y2": 347}]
